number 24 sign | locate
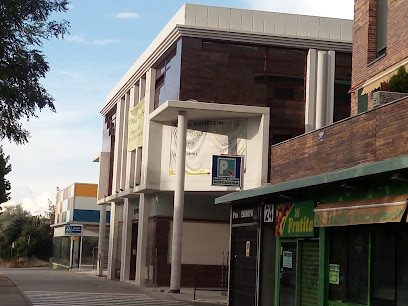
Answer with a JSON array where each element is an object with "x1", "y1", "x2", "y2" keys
[{"x1": 264, "y1": 204, "x2": 274, "y2": 223}]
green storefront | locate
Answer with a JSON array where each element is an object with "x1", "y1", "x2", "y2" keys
[
  {"x1": 274, "y1": 201, "x2": 320, "y2": 306},
  {"x1": 217, "y1": 156, "x2": 408, "y2": 306}
]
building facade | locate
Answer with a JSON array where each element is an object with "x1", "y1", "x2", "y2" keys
[
  {"x1": 217, "y1": 1, "x2": 408, "y2": 305},
  {"x1": 96, "y1": 4, "x2": 352, "y2": 289},
  {"x1": 52, "y1": 183, "x2": 110, "y2": 270}
]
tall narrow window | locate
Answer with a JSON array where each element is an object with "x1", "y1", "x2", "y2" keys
[{"x1": 376, "y1": 0, "x2": 388, "y2": 57}]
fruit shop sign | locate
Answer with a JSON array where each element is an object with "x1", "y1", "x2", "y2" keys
[{"x1": 275, "y1": 202, "x2": 315, "y2": 237}]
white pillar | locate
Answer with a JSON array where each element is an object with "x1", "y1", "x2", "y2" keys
[
  {"x1": 315, "y1": 51, "x2": 327, "y2": 130},
  {"x1": 135, "y1": 194, "x2": 149, "y2": 285},
  {"x1": 120, "y1": 198, "x2": 133, "y2": 281},
  {"x1": 305, "y1": 49, "x2": 317, "y2": 133},
  {"x1": 97, "y1": 204, "x2": 107, "y2": 276},
  {"x1": 170, "y1": 111, "x2": 188, "y2": 293},
  {"x1": 107, "y1": 202, "x2": 119, "y2": 280},
  {"x1": 325, "y1": 50, "x2": 336, "y2": 126}
]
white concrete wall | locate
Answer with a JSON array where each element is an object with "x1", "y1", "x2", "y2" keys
[
  {"x1": 168, "y1": 221, "x2": 230, "y2": 265},
  {"x1": 182, "y1": 4, "x2": 352, "y2": 41}
]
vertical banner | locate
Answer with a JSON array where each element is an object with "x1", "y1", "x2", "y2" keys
[
  {"x1": 169, "y1": 119, "x2": 247, "y2": 175},
  {"x1": 127, "y1": 98, "x2": 145, "y2": 151}
]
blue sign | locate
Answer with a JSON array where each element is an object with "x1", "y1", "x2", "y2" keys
[
  {"x1": 65, "y1": 225, "x2": 83, "y2": 235},
  {"x1": 212, "y1": 155, "x2": 242, "y2": 186}
]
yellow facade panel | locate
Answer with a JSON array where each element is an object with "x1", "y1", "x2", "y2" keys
[{"x1": 74, "y1": 184, "x2": 97, "y2": 198}]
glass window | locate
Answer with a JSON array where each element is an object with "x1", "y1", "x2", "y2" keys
[
  {"x1": 372, "y1": 227, "x2": 396, "y2": 305},
  {"x1": 154, "y1": 45, "x2": 180, "y2": 109},
  {"x1": 376, "y1": 0, "x2": 388, "y2": 57},
  {"x1": 329, "y1": 227, "x2": 369, "y2": 305},
  {"x1": 348, "y1": 228, "x2": 368, "y2": 304}
]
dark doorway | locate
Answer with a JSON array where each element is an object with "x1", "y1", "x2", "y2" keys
[
  {"x1": 129, "y1": 222, "x2": 138, "y2": 280},
  {"x1": 230, "y1": 225, "x2": 258, "y2": 306}
]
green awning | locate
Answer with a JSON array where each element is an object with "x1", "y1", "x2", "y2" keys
[{"x1": 314, "y1": 194, "x2": 408, "y2": 227}]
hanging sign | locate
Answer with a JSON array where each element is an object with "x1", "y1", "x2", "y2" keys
[
  {"x1": 127, "y1": 98, "x2": 145, "y2": 151},
  {"x1": 212, "y1": 155, "x2": 242, "y2": 186},
  {"x1": 275, "y1": 201, "x2": 315, "y2": 237},
  {"x1": 65, "y1": 225, "x2": 83, "y2": 236}
]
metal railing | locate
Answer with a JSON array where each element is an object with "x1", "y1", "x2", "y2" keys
[{"x1": 193, "y1": 267, "x2": 228, "y2": 300}]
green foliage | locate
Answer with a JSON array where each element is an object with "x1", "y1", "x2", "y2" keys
[
  {"x1": 0, "y1": 204, "x2": 53, "y2": 261},
  {"x1": 389, "y1": 66, "x2": 408, "y2": 93},
  {"x1": 0, "y1": 146, "x2": 11, "y2": 205},
  {"x1": 0, "y1": 0, "x2": 70, "y2": 144}
]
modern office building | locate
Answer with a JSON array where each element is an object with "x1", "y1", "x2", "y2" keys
[{"x1": 95, "y1": 3, "x2": 352, "y2": 290}]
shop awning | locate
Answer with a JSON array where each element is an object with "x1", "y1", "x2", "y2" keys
[
  {"x1": 361, "y1": 61, "x2": 408, "y2": 95},
  {"x1": 314, "y1": 194, "x2": 408, "y2": 227}
]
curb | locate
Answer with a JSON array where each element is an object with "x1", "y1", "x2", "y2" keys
[{"x1": 0, "y1": 274, "x2": 32, "y2": 306}]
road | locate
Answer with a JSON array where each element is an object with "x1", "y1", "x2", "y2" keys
[{"x1": 0, "y1": 268, "x2": 225, "y2": 306}]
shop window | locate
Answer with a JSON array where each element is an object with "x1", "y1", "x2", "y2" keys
[
  {"x1": 372, "y1": 229, "x2": 396, "y2": 305},
  {"x1": 329, "y1": 227, "x2": 369, "y2": 305},
  {"x1": 329, "y1": 224, "x2": 408, "y2": 306}
]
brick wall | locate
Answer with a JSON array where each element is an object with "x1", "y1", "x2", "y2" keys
[
  {"x1": 351, "y1": 0, "x2": 408, "y2": 115},
  {"x1": 270, "y1": 96, "x2": 408, "y2": 184}
]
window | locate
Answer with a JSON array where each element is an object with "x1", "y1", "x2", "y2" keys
[
  {"x1": 376, "y1": 0, "x2": 388, "y2": 57},
  {"x1": 329, "y1": 224, "x2": 408, "y2": 306},
  {"x1": 368, "y1": 0, "x2": 388, "y2": 62},
  {"x1": 154, "y1": 47, "x2": 180, "y2": 109}
]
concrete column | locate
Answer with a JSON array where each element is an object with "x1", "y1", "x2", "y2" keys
[
  {"x1": 107, "y1": 202, "x2": 119, "y2": 280},
  {"x1": 135, "y1": 194, "x2": 149, "y2": 285},
  {"x1": 305, "y1": 49, "x2": 317, "y2": 133},
  {"x1": 120, "y1": 198, "x2": 133, "y2": 281},
  {"x1": 170, "y1": 111, "x2": 188, "y2": 293},
  {"x1": 96, "y1": 204, "x2": 107, "y2": 276},
  {"x1": 125, "y1": 85, "x2": 139, "y2": 190},
  {"x1": 120, "y1": 93, "x2": 131, "y2": 191},
  {"x1": 325, "y1": 50, "x2": 336, "y2": 126},
  {"x1": 315, "y1": 51, "x2": 327, "y2": 130}
]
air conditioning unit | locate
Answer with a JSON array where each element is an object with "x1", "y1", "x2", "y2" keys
[{"x1": 372, "y1": 91, "x2": 408, "y2": 107}]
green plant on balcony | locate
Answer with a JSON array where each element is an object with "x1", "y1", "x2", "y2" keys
[{"x1": 389, "y1": 66, "x2": 408, "y2": 93}]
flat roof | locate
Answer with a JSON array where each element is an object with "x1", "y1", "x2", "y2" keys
[{"x1": 149, "y1": 100, "x2": 269, "y2": 124}]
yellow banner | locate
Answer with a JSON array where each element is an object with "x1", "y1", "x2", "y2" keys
[{"x1": 127, "y1": 98, "x2": 145, "y2": 152}]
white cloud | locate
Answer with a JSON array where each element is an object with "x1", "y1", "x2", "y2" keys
[
  {"x1": 93, "y1": 39, "x2": 120, "y2": 46},
  {"x1": 66, "y1": 35, "x2": 119, "y2": 46},
  {"x1": 115, "y1": 12, "x2": 140, "y2": 19},
  {"x1": 242, "y1": 0, "x2": 354, "y2": 19},
  {"x1": 67, "y1": 4, "x2": 75, "y2": 10}
]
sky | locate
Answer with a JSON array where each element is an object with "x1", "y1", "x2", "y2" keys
[{"x1": 1, "y1": 0, "x2": 354, "y2": 216}]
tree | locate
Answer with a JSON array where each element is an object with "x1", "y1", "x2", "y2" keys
[
  {"x1": 0, "y1": 146, "x2": 11, "y2": 206},
  {"x1": 0, "y1": 204, "x2": 53, "y2": 261},
  {"x1": 0, "y1": 0, "x2": 70, "y2": 144},
  {"x1": 0, "y1": 204, "x2": 30, "y2": 259}
]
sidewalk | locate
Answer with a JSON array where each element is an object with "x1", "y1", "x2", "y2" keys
[
  {"x1": 82, "y1": 269, "x2": 227, "y2": 305},
  {"x1": 0, "y1": 274, "x2": 30, "y2": 306},
  {"x1": 144, "y1": 286, "x2": 228, "y2": 305}
]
